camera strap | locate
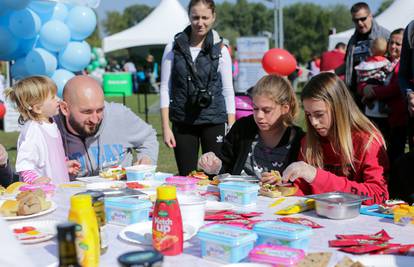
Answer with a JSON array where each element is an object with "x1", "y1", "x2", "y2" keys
[{"x1": 181, "y1": 50, "x2": 214, "y2": 94}]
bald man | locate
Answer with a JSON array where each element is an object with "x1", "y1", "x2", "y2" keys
[{"x1": 56, "y1": 75, "x2": 158, "y2": 177}]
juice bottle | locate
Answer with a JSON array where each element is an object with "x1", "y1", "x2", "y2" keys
[
  {"x1": 152, "y1": 185, "x2": 183, "y2": 255},
  {"x1": 68, "y1": 194, "x2": 100, "y2": 267}
]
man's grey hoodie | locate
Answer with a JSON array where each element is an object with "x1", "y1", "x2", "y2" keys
[{"x1": 55, "y1": 102, "x2": 159, "y2": 177}]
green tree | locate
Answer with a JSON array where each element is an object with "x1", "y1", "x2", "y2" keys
[{"x1": 376, "y1": 0, "x2": 394, "y2": 15}]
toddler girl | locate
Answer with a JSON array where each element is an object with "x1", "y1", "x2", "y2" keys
[{"x1": 4, "y1": 76, "x2": 79, "y2": 184}]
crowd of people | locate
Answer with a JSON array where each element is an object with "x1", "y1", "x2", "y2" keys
[{"x1": 2, "y1": 1, "x2": 414, "y2": 205}]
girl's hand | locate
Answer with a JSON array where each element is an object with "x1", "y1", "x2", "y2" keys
[
  {"x1": 67, "y1": 160, "x2": 81, "y2": 175},
  {"x1": 282, "y1": 161, "x2": 317, "y2": 184},
  {"x1": 197, "y1": 152, "x2": 222, "y2": 174},
  {"x1": 33, "y1": 176, "x2": 51, "y2": 184},
  {"x1": 260, "y1": 171, "x2": 279, "y2": 185},
  {"x1": 162, "y1": 126, "x2": 176, "y2": 148}
]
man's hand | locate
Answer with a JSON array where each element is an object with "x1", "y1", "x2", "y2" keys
[
  {"x1": 134, "y1": 155, "x2": 152, "y2": 165},
  {"x1": 0, "y1": 144, "x2": 8, "y2": 166},
  {"x1": 362, "y1": 84, "x2": 375, "y2": 99}
]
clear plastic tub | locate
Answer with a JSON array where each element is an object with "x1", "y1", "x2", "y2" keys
[
  {"x1": 125, "y1": 165, "x2": 156, "y2": 181},
  {"x1": 249, "y1": 244, "x2": 305, "y2": 266},
  {"x1": 197, "y1": 224, "x2": 257, "y2": 263},
  {"x1": 105, "y1": 197, "x2": 152, "y2": 225},
  {"x1": 218, "y1": 182, "x2": 259, "y2": 206},
  {"x1": 252, "y1": 221, "x2": 313, "y2": 251},
  {"x1": 166, "y1": 176, "x2": 198, "y2": 192}
]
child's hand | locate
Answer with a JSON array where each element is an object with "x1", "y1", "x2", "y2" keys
[
  {"x1": 33, "y1": 176, "x2": 52, "y2": 184},
  {"x1": 67, "y1": 160, "x2": 81, "y2": 175}
]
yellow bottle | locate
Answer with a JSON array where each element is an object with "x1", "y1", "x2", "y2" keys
[{"x1": 68, "y1": 194, "x2": 100, "y2": 267}]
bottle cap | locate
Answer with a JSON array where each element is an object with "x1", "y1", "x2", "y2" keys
[
  {"x1": 117, "y1": 250, "x2": 163, "y2": 267},
  {"x1": 70, "y1": 194, "x2": 92, "y2": 210},
  {"x1": 156, "y1": 185, "x2": 176, "y2": 200}
]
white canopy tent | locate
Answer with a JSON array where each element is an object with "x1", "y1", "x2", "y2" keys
[
  {"x1": 102, "y1": 0, "x2": 190, "y2": 53},
  {"x1": 328, "y1": 0, "x2": 414, "y2": 50}
]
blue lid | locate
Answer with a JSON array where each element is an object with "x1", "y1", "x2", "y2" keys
[
  {"x1": 253, "y1": 221, "x2": 313, "y2": 240},
  {"x1": 198, "y1": 224, "x2": 257, "y2": 246},
  {"x1": 105, "y1": 197, "x2": 152, "y2": 210},
  {"x1": 218, "y1": 182, "x2": 260, "y2": 193}
]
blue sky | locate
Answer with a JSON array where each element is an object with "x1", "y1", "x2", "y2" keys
[{"x1": 96, "y1": 0, "x2": 382, "y2": 18}]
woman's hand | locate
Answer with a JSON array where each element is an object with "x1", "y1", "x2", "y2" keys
[
  {"x1": 67, "y1": 160, "x2": 81, "y2": 175},
  {"x1": 282, "y1": 161, "x2": 317, "y2": 184},
  {"x1": 162, "y1": 126, "x2": 176, "y2": 148},
  {"x1": 197, "y1": 152, "x2": 222, "y2": 175}
]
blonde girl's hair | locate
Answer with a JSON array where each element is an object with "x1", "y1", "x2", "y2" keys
[
  {"x1": 300, "y1": 72, "x2": 385, "y2": 175},
  {"x1": 251, "y1": 74, "x2": 299, "y2": 127},
  {"x1": 4, "y1": 76, "x2": 57, "y2": 124}
]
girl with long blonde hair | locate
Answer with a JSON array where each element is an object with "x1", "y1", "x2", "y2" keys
[{"x1": 281, "y1": 72, "x2": 389, "y2": 205}]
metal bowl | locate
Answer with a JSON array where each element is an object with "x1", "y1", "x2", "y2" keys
[{"x1": 305, "y1": 192, "x2": 371, "y2": 220}]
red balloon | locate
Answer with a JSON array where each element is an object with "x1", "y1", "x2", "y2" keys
[
  {"x1": 262, "y1": 48, "x2": 297, "y2": 76},
  {"x1": 0, "y1": 103, "x2": 5, "y2": 119}
]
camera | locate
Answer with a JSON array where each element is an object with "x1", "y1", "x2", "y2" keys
[{"x1": 190, "y1": 88, "x2": 212, "y2": 108}]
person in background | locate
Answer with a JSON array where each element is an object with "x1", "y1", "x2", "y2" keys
[
  {"x1": 399, "y1": 19, "x2": 414, "y2": 151},
  {"x1": 335, "y1": 2, "x2": 390, "y2": 109},
  {"x1": 197, "y1": 75, "x2": 304, "y2": 180},
  {"x1": 281, "y1": 73, "x2": 389, "y2": 205},
  {"x1": 144, "y1": 54, "x2": 159, "y2": 93},
  {"x1": 0, "y1": 144, "x2": 14, "y2": 187},
  {"x1": 57, "y1": 75, "x2": 158, "y2": 178},
  {"x1": 320, "y1": 42, "x2": 346, "y2": 79},
  {"x1": 4, "y1": 76, "x2": 80, "y2": 184},
  {"x1": 160, "y1": 0, "x2": 235, "y2": 176},
  {"x1": 359, "y1": 29, "x2": 407, "y2": 160}
]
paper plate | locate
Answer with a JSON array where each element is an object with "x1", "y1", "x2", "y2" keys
[
  {"x1": 86, "y1": 181, "x2": 126, "y2": 190},
  {"x1": 1, "y1": 200, "x2": 57, "y2": 221},
  {"x1": 9, "y1": 220, "x2": 59, "y2": 244},
  {"x1": 353, "y1": 255, "x2": 414, "y2": 267},
  {"x1": 119, "y1": 221, "x2": 196, "y2": 246},
  {"x1": 205, "y1": 200, "x2": 234, "y2": 212}
]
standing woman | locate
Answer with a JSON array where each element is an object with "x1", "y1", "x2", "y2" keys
[
  {"x1": 282, "y1": 73, "x2": 389, "y2": 205},
  {"x1": 160, "y1": 0, "x2": 235, "y2": 175}
]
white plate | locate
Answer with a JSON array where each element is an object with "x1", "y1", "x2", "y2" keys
[
  {"x1": 353, "y1": 255, "x2": 414, "y2": 267},
  {"x1": 86, "y1": 181, "x2": 126, "y2": 190},
  {"x1": 9, "y1": 220, "x2": 59, "y2": 244},
  {"x1": 1, "y1": 201, "x2": 57, "y2": 221},
  {"x1": 205, "y1": 200, "x2": 234, "y2": 212},
  {"x1": 119, "y1": 221, "x2": 196, "y2": 245},
  {"x1": 76, "y1": 176, "x2": 108, "y2": 183}
]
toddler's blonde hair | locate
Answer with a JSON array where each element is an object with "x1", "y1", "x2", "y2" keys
[
  {"x1": 4, "y1": 76, "x2": 57, "y2": 124},
  {"x1": 371, "y1": 37, "x2": 388, "y2": 57}
]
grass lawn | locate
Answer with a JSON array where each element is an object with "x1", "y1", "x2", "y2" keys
[{"x1": 1, "y1": 91, "x2": 305, "y2": 175}]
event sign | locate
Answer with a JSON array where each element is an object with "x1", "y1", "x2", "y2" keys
[{"x1": 236, "y1": 37, "x2": 269, "y2": 93}]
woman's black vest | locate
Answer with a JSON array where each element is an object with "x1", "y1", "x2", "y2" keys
[{"x1": 169, "y1": 26, "x2": 227, "y2": 125}]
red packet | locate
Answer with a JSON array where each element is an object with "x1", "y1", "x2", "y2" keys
[
  {"x1": 340, "y1": 243, "x2": 399, "y2": 254},
  {"x1": 278, "y1": 217, "x2": 323, "y2": 228},
  {"x1": 204, "y1": 212, "x2": 244, "y2": 221},
  {"x1": 375, "y1": 244, "x2": 414, "y2": 255},
  {"x1": 336, "y1": 230, "x2": 392, "y2": 241},
  {"x1": 329, "y1": 239, "x2": 384, "y2": 247},
  {"x1": 239, "y1": 212, "x2": 263, "y2": 218}
]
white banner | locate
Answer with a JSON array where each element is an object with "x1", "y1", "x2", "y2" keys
[{"x1": 236, "y1": 37, "x2": 269, "y2": 93}]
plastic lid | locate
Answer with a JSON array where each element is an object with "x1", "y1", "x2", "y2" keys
[
  {"x1": 198, "y1": 224, "x2": 257, "y2": 246},
  {"x1": 253, "y1": 221, "x2": 313, "y2": 240},
  {"x1": 156, "y1": 185, "x2": 176, "y2": 200},
  {"x1": 249, "y1": 244, "x2": 305, "y2": 265},
  {"x1": 105, "y1": 198, "x2": 152, "y2": 209},
  {"x1": 117, "y1": 250, "x2": 163, "y2": 266},
  {"x1": 70, "y1": 194, "x2": 92, "y2": 210},
  {"x1": 218, "y1": 181, "x2": 260, "y2": 193},
  {"x1": 166, "y1": 176, "x2": 198, "y2": 185},
  {"x1": 20, "y1": 183, "x2": 56, "y2": 192}
]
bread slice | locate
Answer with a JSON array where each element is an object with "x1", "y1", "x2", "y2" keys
[
  {"x1": 298, "y1": 252, "x2": 332, "y2": 267},
  {"x1": 278, "y1": 186, "x2": 298, "y2": 196},
  {"x1": 259, "y1": 188, "x2": 282, "y2": 198}
]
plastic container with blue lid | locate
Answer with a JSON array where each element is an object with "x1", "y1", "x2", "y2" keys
[
  {"x1": 105, "y1": 197, "x2": 152, "y2": 226},
  {"x1": 218, "y1": 182, "x2": 260, "y2": 206},
  {"x1": 197, "y1": 224, "x2": 258, "y2": 263},
  {"x1": 252, "y1": 221, "x2": 313, "y2": 251}
]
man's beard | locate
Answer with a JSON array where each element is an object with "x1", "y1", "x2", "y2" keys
[{"x1": 68, "y1": 114, "x2": 101, "y2": 138}]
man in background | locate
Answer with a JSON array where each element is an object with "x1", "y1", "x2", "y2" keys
[{"x1": 320, "y1": 42, "x2": 346, "y2": 79}]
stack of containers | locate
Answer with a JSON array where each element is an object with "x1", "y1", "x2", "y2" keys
[
  {"x1": 218, "y1": 182, "x2": 260, "y2": 207},
  {"x1": 105, "y1": 198, "x2": 152, "y2": 226}
]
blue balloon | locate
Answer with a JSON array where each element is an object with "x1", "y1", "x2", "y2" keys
[
  {"x1": 40, "y1": 20, "x2": 70, "y2": 52},
  {"x1": 51, "y1": 69, "x2": 75, "y2": 98},
  {"x1": 0, "y1": 10, "x2": 11, "y2": 24},
  {"x1": 9, "y1": 8, "x2": 41, "y2": 39},
  {"x1": 65, "y1": 6, "x2": 96, "y2": 40},
  {"x1": 58, "y1": 41, "x2": 91, "y2": 72},
  {"x1": 2, "y1": 0, "x2": 31, "y2": 10},
  {"x1": 0, "y1": 26, "x2": 19, "y2": 60},
  {"x1": 11, "y1": 57, "x2": 30, "y2": 79},
  {"x1": 29, "y1": 1, "x2": 69, "y2": 22},
  {"x1": 19, "y1": 36, "x2": 39, "y2": 55},
  {"x1": 25, "y1": 48, "x2": 58, "y2": 77}
]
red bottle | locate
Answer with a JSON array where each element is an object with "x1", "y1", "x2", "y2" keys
[{"x1": 152, "y1": 185, "x2": 183, "y2": 255}]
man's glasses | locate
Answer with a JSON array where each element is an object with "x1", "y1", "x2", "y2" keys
[{"x1": 352, "y1": 16, "x2": 368, "y2": 23}]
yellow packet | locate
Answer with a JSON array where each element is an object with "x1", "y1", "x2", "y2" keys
[{"x1": 275, "y1": 199, "x2": 315, "y2": 215}]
